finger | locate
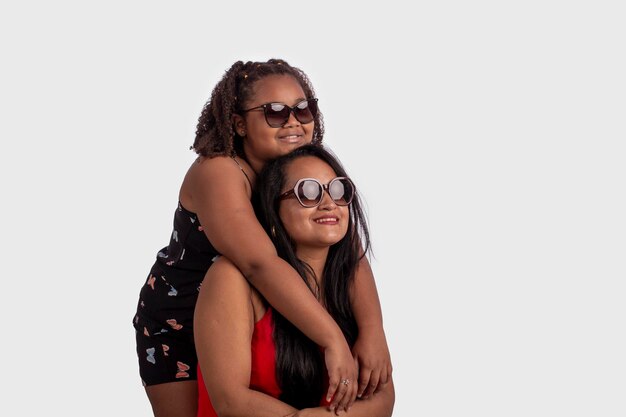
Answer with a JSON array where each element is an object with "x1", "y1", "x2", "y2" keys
[
  {"x1": 363, "y1": 369, "x2": 380, "y2": 399},
  {"x1": 334, "y1": 376, "x2": 354, "y2": 414},
  {"x1": 357, "y1": 367, "x2": 372, "y2": 398},
  {"x1": 326, "y1": 374, "x2": 339, "y2": 407},
  {"x1": 375, "y1": 367, "x2": 389, "y2": 394},
  {"x1": 381, "y1": 363, "x2": 391, "y2": 386},
  {"x1": 329, "y1": 377, "x2": 349, "y2": 412},
  {"x1": 346, "y1": 375, "x2": 358, "y2": 411}
]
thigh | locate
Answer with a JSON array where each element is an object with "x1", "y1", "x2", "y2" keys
[
  {"x1": 134, "y1": 264, "x2": 200, "y2": 386},
  {"x1": 145, "y1": 380, "x2": 198, "y2": 417},
  {"x1": 136, "y1": 328, "x2": 198, "y2": 386}
]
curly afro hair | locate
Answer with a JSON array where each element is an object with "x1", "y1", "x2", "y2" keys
[{"x1": 192, "y1": 59, "x2": 324, "y2": 158}]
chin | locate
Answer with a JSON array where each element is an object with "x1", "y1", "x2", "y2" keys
[
  {"x1": 319, "y1": 236, "x2": 345, "y2": 247},
  {"x1": 275, "y1": 142, "x2": 305, "y2": 157}
]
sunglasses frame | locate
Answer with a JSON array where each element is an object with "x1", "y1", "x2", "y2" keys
[
  {"x1": 279, "y1": 177, "x2": 355, "y2": 208},
  {"x1": 243, "y1": 98, "x2": 318, "y2": 128}
]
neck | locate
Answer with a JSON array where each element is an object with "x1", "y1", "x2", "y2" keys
[
  {"x1": 241, "y1": 147, "x2": 264, "y2": 177},
  {"x1": 295, "y1": 246, "x2": 329, "y2": 288}
]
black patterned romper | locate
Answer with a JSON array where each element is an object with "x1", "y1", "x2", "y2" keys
[{"x1": 133, "y1": 159, "x2": 250, "y2": 386}]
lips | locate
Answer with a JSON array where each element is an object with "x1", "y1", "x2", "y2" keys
[
  {"x1": 313, "y1": 215, "x2": 339, "y2": 225},
  {"x1": 278, "y1": 130, "x2": 304, "y2": 142}
]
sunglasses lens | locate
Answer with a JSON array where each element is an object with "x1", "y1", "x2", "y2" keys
[
  {"x1": 293, "y1": 99, "x2": 317, "y2": 124},
  {"x1": 262, "y1": 99, "x2": 318, "y2": 127},
  {"x1": 329, "y1": 178, "x2": 354, "y2": 205},
  {"x1": 296, "y1": 180, "x2": 323, "y2": 207},
  {"x1": 265, "y1": 103, "x2": 290, "y2": 127}
]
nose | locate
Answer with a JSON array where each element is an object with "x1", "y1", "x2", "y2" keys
[
  {"x1": 317, "y1": 190, "x2": 337, "y2": 210},
  {"x1": 283, "y1": 108, "x2": 301, "y2": 128}
]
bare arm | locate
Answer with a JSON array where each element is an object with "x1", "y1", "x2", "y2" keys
[
  {"x1": 185, "y1": 157, "x2": 356, "y2": 407},
  {"x1": 195, "y1": 259, "x2": 393, "y2": 417},
  {"x1": 351, "y1": 256, "x2": 393, "y2": 398},
  {"x1": 194, "y1": 257, "x2": 298, "y2": 417},
  {"x1": 352, "y1": 257, "x2": 384, "y2": 329},
  {"x1": 292, "y1": 381, "x2": 395, "y2": 417}
]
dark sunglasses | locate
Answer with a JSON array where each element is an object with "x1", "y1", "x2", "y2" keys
[
  {"x1": 243, "y1": 98, "x2": 318, "y2": 128},
  {"x1": 279, "y1": 177, "x2": 355, "y2": 208}
]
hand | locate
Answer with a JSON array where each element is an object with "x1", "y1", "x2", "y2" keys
[
  {"x1": 324, "y1": 339, "x2": 358, "y2": 413},
  {"x1": 352, "y1": 327, "x2": 392, "y2": 399}
]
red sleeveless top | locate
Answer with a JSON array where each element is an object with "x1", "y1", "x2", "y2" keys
[{"x1": 197, "y1": 308, "x2": 330, "y2": 416}]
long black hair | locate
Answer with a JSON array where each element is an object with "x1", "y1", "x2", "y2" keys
[{"x1": 255, "y1": 145, "x2": 371, "y2": 408}]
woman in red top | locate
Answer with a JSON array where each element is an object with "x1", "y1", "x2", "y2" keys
[
  {"x1": 134, "y1": 59, "x2": 391, "y2": 416},
  {"x1": 195, "y1": 145, "x2": 395, "y2": 417}
]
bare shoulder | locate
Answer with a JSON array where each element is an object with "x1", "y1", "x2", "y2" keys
[
  {"x1": 187, "y1": 155, "x2": 255, "y2": 182},
  {"x1": 184, "y1": 155, "x2": 241, "y2": 186},
  {"x1": 180, "y1": 155, "x2": 252, "y2": 212},
  {"x1": 200, "y1": 257, "x2": 266, "y2": 322},
  {"x1": 203, "y1": 256, "x2": 247, "y2": 290}
]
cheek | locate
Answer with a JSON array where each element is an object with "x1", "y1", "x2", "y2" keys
[
  {"x1": 248, "y1": 126, "x2": 271, "y2": 143},
  {"x1": 339, "y1": 210, "x2": 350, "y2": 236},
  {"x1": 302, "y1": 123, "x2": 315, "y2": 143},
  {"x1": 246, "y1": 118, "x2": 273, "y2": 138},
  {"x1": 279, "y1": 206, "x2": 309, "y2": 238}
]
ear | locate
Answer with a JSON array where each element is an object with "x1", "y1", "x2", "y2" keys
[{"x1": 232, "y1": 114, "x2": 246, "y2": 136}]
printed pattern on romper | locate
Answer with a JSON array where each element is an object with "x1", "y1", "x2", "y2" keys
[{"x1": 134, "y1": 200, "x2": 223, "y2": 386}]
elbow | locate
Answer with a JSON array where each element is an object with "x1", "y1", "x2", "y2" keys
[
  {"x1": 223, "y1": 249, "x2": 264, "y2": 278},
  {"x1": 214, "y1": 407, "x2": 234, "y2": 417},
  {"x1": 240, "y1": 259, "x2": 263, "y2": 280},
  {"x1": 210, "y1": 391, "x2": 246, "y2": 417},
  {"x1": 238, "y1": 255, "x2": 278, "y2": 285},
  {"x1": 212, "y1": 396, "x2": 240, "y2": 417}
]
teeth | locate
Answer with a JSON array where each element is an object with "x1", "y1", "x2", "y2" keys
[{"x1": 315, "y1": 218, "x2": 337, "y2": 223}]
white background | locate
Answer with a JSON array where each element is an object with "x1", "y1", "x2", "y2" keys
[{"x1": 1, "y1": 1, "x2": 624, "y2": 416}]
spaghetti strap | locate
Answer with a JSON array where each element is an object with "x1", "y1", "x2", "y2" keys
[{"x1": 232, "y1": 156, "x2": 253, "y2": 188}]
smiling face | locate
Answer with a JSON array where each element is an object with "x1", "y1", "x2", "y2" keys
[
  {"x1": 278, "y1": 156, "x2": 350, "y2": 253},
  {"x1": 235, "y1": 74, "x2": 315, "y2": 171}
]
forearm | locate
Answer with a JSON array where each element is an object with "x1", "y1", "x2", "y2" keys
[
  {"x1": 213, "y1": 388, "x2": 297, "y2": 417},
  {"x1": 352, "y1": 256, "x2": 384, "y2": 331},
  {"x1": 192, "y1": 158, "x2": 343, "y2": 347},
  {"x1": 297, "y1": 381, "x2": 395, "y2": 417},
  {"x1": 246, "y1": 256, "x2": 346, "y2": 347}
]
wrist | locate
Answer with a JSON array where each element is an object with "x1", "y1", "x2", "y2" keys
[
  {"x1": 357, "y1": 320, "x2": 385, "y2": 334},
  {"x1": 320, "y1": 328, "x2": 350, "y2": 349}
]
